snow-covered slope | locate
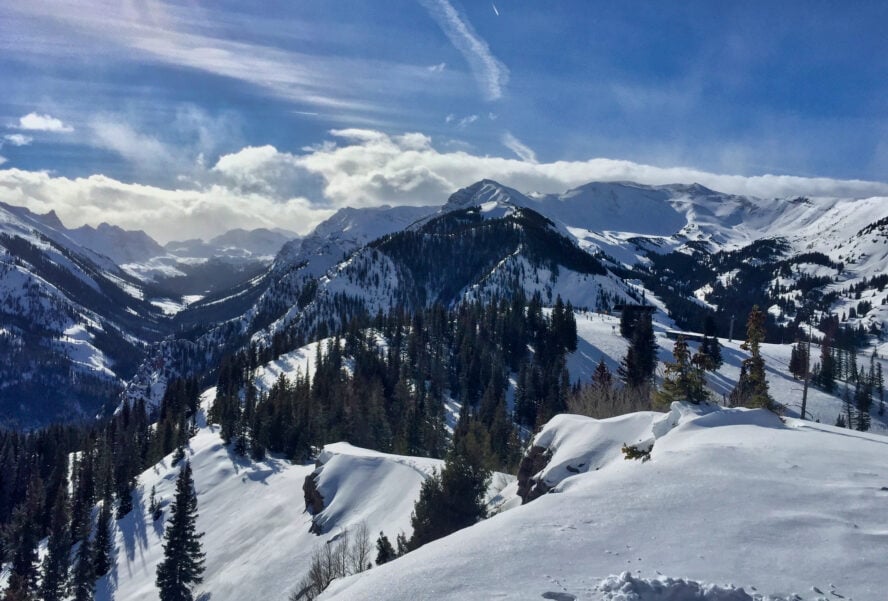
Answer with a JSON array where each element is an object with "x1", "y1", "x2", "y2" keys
[
  {"x1": 0, "y1": 202, "x2": 172, "y2": 424},
  {"x1": 569, "y1": 310, "x2": 888, "y2": 433},
  {"x1": 323, "y1": 402, "x2": 888, "y2": 601},
  {"x1": 87, "y1": 389, "x2": 512, "y2": 601}
]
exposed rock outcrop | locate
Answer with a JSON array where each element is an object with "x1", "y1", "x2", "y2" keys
[{"x1": 516, "y1": 445, "x2": 553, "y2": 504}]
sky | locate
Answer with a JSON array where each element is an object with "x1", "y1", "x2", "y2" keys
[{"x1": 0, "y1": 0, "x2": 887, "y2": 242}]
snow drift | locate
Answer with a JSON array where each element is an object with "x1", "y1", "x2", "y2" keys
[{"x1": 323, "y1": 402, "x2": 888, "y2": 600}]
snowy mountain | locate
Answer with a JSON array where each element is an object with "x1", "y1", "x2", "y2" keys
[
  {"x1": 67, "y1": 222, "x2": 165, "y2": 265},
  {"x1": 0, "y1": 203, "x2": 171, "y2": 425},
  {"x1": 164, "y1": 227, "x2": 298, "y2": 262},
  {"x1": 121, "y1": 178, "x2": 888, "y2": 421},
  {"x1": 3, "y1": 176, "x2": 888, "y2": 601}
]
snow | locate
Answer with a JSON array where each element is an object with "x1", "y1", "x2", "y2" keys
[
  {"x1": 149, "y1": 295, "x2": 203, "y2": 316},
  {"x1": 594, "y1": 572, "x2": 769, "y2": 601},
  {"x1": 56, "y1": 324, "x2": 117, "y2": 378},
  {"x1": 78, "y1": 388, "x2": 504, "y2": 601},
  {"x1": 310, "y1": 442, "x2": 441, "y2": 537},
  {"x1": 323, "y1": 402, "x2": 888, "y2": 600},
  {"x1": 567, "y1": 310, "x2": 888, "y2": 434}
]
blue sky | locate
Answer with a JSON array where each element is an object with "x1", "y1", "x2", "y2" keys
[{"x1": 0, "y1": 0, "x2": 886, "y2": 241}]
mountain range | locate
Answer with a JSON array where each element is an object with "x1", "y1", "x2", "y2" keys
[
  {"x1": 2, "y1": 178, "x2": 887, "y2": 427},
  {"x1": 1, "y1": 177, "x2": 888, "y2": 599}
]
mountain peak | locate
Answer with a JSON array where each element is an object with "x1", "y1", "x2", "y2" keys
[{"x1": 442, "y1": 179, "x2": 529, "y2": 212}]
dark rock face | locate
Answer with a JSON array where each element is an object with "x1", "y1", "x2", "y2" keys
[
  {"x1": 303, "y1": 471, "x2": 325, "y2": 534},
  {"x1": 516, "y1": 445, "x2": 553, "y2": 504}
]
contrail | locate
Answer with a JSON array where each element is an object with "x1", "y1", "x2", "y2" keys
[{"x1": 492, "y1": 3, "x2": 500, "y2": 16}]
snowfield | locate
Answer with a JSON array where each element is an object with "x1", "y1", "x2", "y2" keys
[
  {"x1": 323, "y1": 402, "x2": 888, "y2": 601},
  {"x1": 84, "y1": 389, "x2": 513, "y2": 601}
]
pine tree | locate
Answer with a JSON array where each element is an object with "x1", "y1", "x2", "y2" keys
[
  {"x1": 40, "y1": 479, "x2": 73, "y2": 601},
  {"x1": 156, "y1": 461, "x2": 205, "y2": 601},
  {"x1": 408, "y1": 428, "x2": 490, "y2": 551},
  {"x1": 92, "y1": 497, "x2": 114, "y2": 578},
  {"x1": 375, "y1": 532, "x2": 395, "y2": 565},
  {"x1": 395, "y1": 532, "x2": 409, "y2": 557},
  {"x1": 618, "y1": 311, "x2": 657, "y2": 387},
  {"x1": 730, "y1": 306, "x2": 774, "y2": 410},
  {"x1": 149, "y1": 485, "x2": 163, "y2": 521},
  {"x1": 654, "y1": 336, "x2": 708, "y2": 406},
  {"x1": 116, "y1": 477, "x2": 135, "y2": 520},
  {"x1": 854, "y1": 367, "x2": 872, "y2": 432},
  {"x1": 789, "y1": 344, "x2": 801, "y2": 379},
  {"x1": 591, "y1": 357, "x2": 613, "y2": 389},
  {"x1": 842, "y1": 383, "x2": 854, "y2": 429},
  {"x1": 819, "y1": 327, "x2": 836, "y2": 392},
  {"x1": 877, "y1": 362, "x2": 885, "y2": 416},
  {"x1": 71, "y1": 532, "x2": 95, "y2": 601},
  {"x1": 697, "y1": 315, "x2": 723, "y2": 371},
  {"x1": 2, "y1": 476, "x2": 43, "y2": 601}
]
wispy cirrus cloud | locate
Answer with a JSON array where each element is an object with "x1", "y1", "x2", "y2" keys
[
  {"x1": 4, "y1": 1, "x2": 465, "y2": 122},
  {"x1": 420, "y1": 0, "x2": 508, "y2": 101},
  {"x1": 17, "y1": 112, "x2": 74, "y2": 132},
  {"x1": 502, "y1": 132, "x2": 537, "y2": 163}
]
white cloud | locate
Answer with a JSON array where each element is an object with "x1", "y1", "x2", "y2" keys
[
  {"x1": 502, "y1": 132, "x2": 538, "y2": 163},
  {"x1": 17, "y1": 112, "x2": 74, "y2": 132},
  {"x1": 3, "y1": 128, "x2": 888, "y2": 245},
  {"x1": 284, "y1": 129, "x2": 888, "y2": 207},
  {"x1": 3, "y1": 134, "x2": 33, "y2": 146},
  {"x1": 420, "y1": 0, "x2": 508, "y2": 101},
  {"x1": 0, "y1": 156, "x2": 6, "y2": 166},
  {"x1": 85, "y1": 107, "x2": 242, "y2": 176},
  {"x1": 427, "y1": 62, "x2": 447, "y2": 73},
  {"x1": 0, "y1": 168, "x2": 330, "y2": 244},
  {"x1": 90, "y1": 118, "x2": 173, "y2": 166}
]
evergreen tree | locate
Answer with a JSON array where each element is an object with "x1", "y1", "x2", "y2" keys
[
  {"x1": 71, "y1": 531, "x2": 95, "y2": 601},
  {"x1": 92, "y1": 497, "x2": 113, "y2": 578},
  {"x1": 697, "y1": 315, "x2": 723, "y2": 371},
  {"x1": 789, "y1": 344, "x2": 802, "y2": 379},
  {"x1": 156, "y1": 461, "x2": 205, "y2": 601},
  {"x1": 877, "y1": 362, "x2": 885, "y2": 416},
  {"x1": 591, "y1": 357, "x2": 613, "y2": 389},
  {"x1": 116, "y1": 477, "x2": 135, "y2": 520},
  {"x1": 730, "y1": 306, "x2": 774, "y2": 410},
  {"x1": 842, "y1": 383, "x2": 854, "y2": 429},
  {"x1": 40, "y1": 479, "x2": 73, "y2": 601},
  {"x1": 654, "y1": 336, "x2": 708, "y2": 406},
  {"x1": 854, "y1": 368, "x2": 872, "y2": 432},
  {"x1": 408, "y1": 429, "x2": 490, "y2": 551},
  {"x1": 375, "y1": 532, "x2": 395, "y2": 565},
  {"x1": 818, "y1": 326, "x2": 836, "y2": 392},
  {"x1": 2, "y1": 476, "x2": 43, "y2": 601},
  {"x1": 618, "y1": 310, "x2": 657, "y2": 387},
  {"x1": 149, "y1": 485, "x2": 163, "y2": 521},
  {"x1": 395, "y1": 532, "x2": 409, "y2": 557}
]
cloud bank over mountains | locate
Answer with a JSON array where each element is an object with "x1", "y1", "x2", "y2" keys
[{"x1": 3, "y1": 128, "x2": 888, "y2": 244}]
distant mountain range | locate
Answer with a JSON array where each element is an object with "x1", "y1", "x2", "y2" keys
[{"x1": 2, "y1": 179, "x2": 887, "y2": 425}]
